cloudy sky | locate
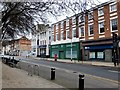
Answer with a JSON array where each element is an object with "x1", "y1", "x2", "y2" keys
[{"x1": 48, "y1": 0, "x2": 110, "y2": 24}]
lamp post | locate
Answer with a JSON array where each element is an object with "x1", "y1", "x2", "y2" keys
[{"x1": 71, "y1": 37, "x2": 72, "y2": 61}]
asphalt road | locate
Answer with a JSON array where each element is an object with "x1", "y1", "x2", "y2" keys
[{"x1": 1, "y1": 55, "x2": 119, "y2": 89}]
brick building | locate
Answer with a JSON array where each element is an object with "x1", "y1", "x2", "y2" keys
[
  {"x1": 50, "y1": 0, "x2": 120, "y2": 62},
  {"x1": 4, "y1": 36, "x2": 31, "y2": 56}
]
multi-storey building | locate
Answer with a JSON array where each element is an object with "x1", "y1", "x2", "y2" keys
[
  {"x1": 36, "y1": 24, "x2": 51, "y2": 58},
  {"x1": 3, "y1": 36, "x2": 31, "y2": 56},
  {"x1": 50, "y1": 0, "x2": 120, "y2": 62}
]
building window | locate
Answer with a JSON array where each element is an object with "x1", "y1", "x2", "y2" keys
[
  {"x1": 79, "y1": 27, "x2": 84, "y2": 37},
  {"x1": 89, "y1": 24, "x2": 94, "y2": 36},
  {"x1": 79, "y1": 15, "x2": 85, "y2": 22},
  {"x1": 98, "y1": 8, "x2": 104, "y2": 16},
  {"x1": 72, "y1": 16, "x2": 76, "y2": 24},
  {"x1": 66, "y1": 19, "x2": 69, "y2": 27},
  {"x1": 66, "y1": 31, "x2": 70, "y2": 39},
  {"x1": 99, "y1": 22, "x2": 104, "y2": 34},
  {"x1": 111, "y1": 18, "x2": 118, "y2": 31},
  {"x1": 61, "y1": 32, "x2": 64, "y2": 40},
  {"x1": 110, "y1": 3, "x2": 117, "y2": 12},
  {"x1": 56, "y1": 23, "x2": 58, "y2": 32},
  {"x1": 52, "y1": 35, "x2": 54, "y2": 41},
  {"x1": 72, "y1": 29, "x2": 76, "y2": 38},
  {"x1": 56, "y1": 34, "x2": 58, "y2": 41},
  {"x1": 88, "y1": 13, "x2": 93, "y2": 20},
  {"x1": 61, "y1": 21, "x2": 64, "y2": 29}
]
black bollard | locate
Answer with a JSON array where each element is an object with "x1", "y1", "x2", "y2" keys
[
  {"x1": 79, "y1": 74, "x2": 84, "y2": 90},
  {"x1": 51, "y1": 68, "x2": 55, "y2": 80}
]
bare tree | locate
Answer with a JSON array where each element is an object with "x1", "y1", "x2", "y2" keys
[{"x1": 0, "y1": 0, "x2": 100, "y2": 40}]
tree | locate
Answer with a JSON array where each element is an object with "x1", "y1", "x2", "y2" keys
[{"x1": 0, "y1": 1, "x2": 100, "y2": 39}]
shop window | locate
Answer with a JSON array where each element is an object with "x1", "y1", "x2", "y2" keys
[
  {"x1": 111, "y1": 18, "x2": 118, "y2": 31},
  {"x1": 89, "y1": 52, "x2": 95, "y2": 59},
  {"x1": 97, "y1": 52, "x2": 104, "y2": 59}
]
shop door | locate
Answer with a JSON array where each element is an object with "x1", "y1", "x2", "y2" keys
[{"x1": 59, "y1": 51, "x2": 64, "y2": 59}]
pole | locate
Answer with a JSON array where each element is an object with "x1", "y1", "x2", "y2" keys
[
  {"x1": 71, "y1": 38, "x2": 72, "y2": 61},
  {"x1": 51, "y1": 67, "x2": 55, "y2": 80},
  {"x1": 79, "y1": 74, "x2": 84, "y2": 90}
]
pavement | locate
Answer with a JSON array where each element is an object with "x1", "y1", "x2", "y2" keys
[
  {"x1": 34, "y1": 57, "x2": 120, "y2": 68},
  {"x1": 1, "y1": 60, "x2": 65, "y2": 88}
]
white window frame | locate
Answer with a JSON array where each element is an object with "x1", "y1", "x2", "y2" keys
[
  {"x1": 61, "y1": 21, "x2": 64, "y2": 29},
  {"x1": 56, "y1": 33, "x2": 58, "y2": 41},
  {"x1": 79, "y1": 15, "x2": 85, "y2": 23},
  {"x1": 110, "y1": 2, "x2": 117, "y2": 12},
  {"x1": 66, "y1": 30, "x2": 70, "y2": 39},
  {"x1": 66, "y1": 19, "x2": 69, "y2": 27},
  {"x1": 88, "y1": 12, "x2": 93, "y2": 20},
  {"x1": 98, "y1": 20, "x2": 105, "y2": 34},
  {"x1": 110, "y1": 17, "x2": 118, "y2": 32},
  {"x1": 61, "y1": 31, "x2": 64, "y2": 40},
  {"x1": 79, "y1": 26, "x2": 85, "y2": 37},
  {"x1": 72, "y1": 16, "x2": 76, "y2": 24},
  {"x1": 88, "y1": 24, "x2": 94, "y2": 36},
  {"x1": 72, "y1": 28, "x2": 76, "y2": 38},
  {"x1": 98, "y1": 7, "x2": 104, "y2": 16}
]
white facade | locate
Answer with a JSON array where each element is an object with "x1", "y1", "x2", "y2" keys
[
  {"x1": 35, "y1": 24, "x2": 51, "y2": 57},
  {"x1": 31, "y1": 35, "x2": 37, "y2": 57}
]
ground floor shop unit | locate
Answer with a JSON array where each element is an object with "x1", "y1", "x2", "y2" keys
[
  {"x1": 50, "y1": 42, "x2": 81, "y2": 60},
  {"x1": 82, "y1": 38, "x2": 114, "y2": 62},
  {"x1": 37, "y1": 45, "x2": 49, "y2": 58}
]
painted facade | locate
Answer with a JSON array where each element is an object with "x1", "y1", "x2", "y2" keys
[{"x1": 50, "y1": 0, "x2": 120, "y2": 61}]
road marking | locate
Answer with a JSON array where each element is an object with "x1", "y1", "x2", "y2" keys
[
  {"x1": 20, "y1": 60, "x2": 119, "y2": 84},
  {"x1": 108, "y1": 70, "x2": 120, "y2": 73}
]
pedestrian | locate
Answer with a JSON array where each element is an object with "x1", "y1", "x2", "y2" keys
[{"x1": 54, "y1": 54, "x2": 57, "y2": 61}]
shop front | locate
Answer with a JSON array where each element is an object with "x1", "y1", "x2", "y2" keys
[{"x1": 50, "y1": 42, "x2": 81, "y2": 60}]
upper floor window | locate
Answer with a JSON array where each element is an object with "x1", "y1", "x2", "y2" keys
[
  {"x1": 66, "y1": 31, "x2": 70, "y2": 39},
  {"x1": 88, "y1": 12, "x2": 93, "y2": 20},
  {"x1": 98, "y1": 8, "x2": 104, "y2": 16},
  {"x1": 61, "y1": 32, "x2": 64, "y2": 40},
  {"x1": 56, "y1": 34, "x2": 59, "y2": 41},
  {"x1": 79, "y1": 27, "x2": 84, "y2": 37},
  {"x1": 52, "y1": 34, "x2": 54, "y2": 41},
  {"x1": 72, "y1": 29, "x2": 76, "y2": 38},
  {"x1": 110, "y1": 3, "x2": 117, "y2": 12},
  {"x1": 61, "y1": 21, "x2": 64, "y2": 29},
  {"x1": 89, "y1": 24, "x2": 94, "y2": 36},
  {"x1": 79, "y1": 15, "x2": 85, "y2": 23},
  {"x1": 66, "y1": 19, "x2": 69, "y2": 27},
  {"x1": 111, "y1": 18, "x2": 118, "y2": 31},
  {"x1": 99, "y1": 21, "x2": 104, "y2": 34},
  {"x1": 51, "y1": 25, "x2": 54, "y2": 31},
  {"x1": 72, "y1": 16, "x2": 76, "y2": 24},
  {"x1": 56, "y1": 23, "x2": 58, "y2": 31}
]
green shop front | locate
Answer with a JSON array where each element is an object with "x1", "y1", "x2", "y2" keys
[{"x1": 50, "y1": 42, "x2": 81, "y2": 60}]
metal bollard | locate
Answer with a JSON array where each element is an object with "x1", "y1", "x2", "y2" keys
[
  {"x1": 51, "y1": 68, "x2": 55, "y2": 80},
  {"x1": 79, "y1": 74, "x2": 84, "y2": 90}
]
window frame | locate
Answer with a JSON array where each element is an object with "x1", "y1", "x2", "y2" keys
[
  {"x1": 79, "y1": 26, "x2": 85, "y2": 37},
  {"x1": 98, "y1": 7, "x2": 104, "y2": 16},
  {"x1": 110, "y1": 18, "x2": 118, "y2": 32},
  {"x1": 88, "y1": 24, "x2": 94, "y2": 36},
  {"x1": 110, "y1": 3, "x2": 117, "y2": 12},
  {"x1": 99, "y1": 21, "x2": 105, "y2": 34}
]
